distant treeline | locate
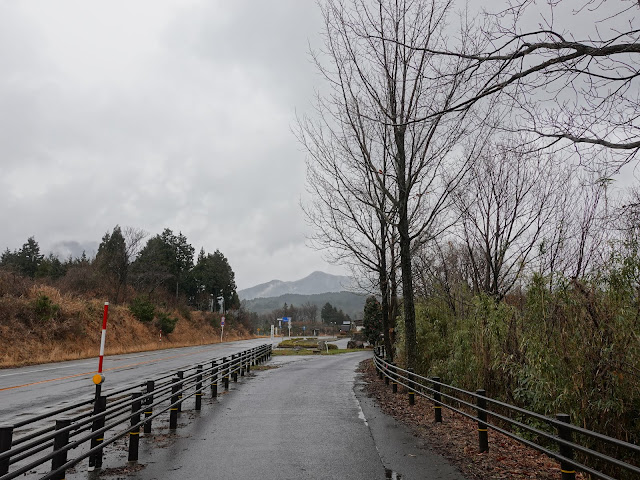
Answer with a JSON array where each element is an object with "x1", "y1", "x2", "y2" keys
[
  {"x1": 240, "y1": 291, "x2": 366, "y2": 323},
  {"x1": 0, "y1": 226, "x2": 238, "y2": 311}
]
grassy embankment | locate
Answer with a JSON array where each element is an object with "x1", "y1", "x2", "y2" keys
[
  {"x1": 273, "y1": 337, "x2": 365, "y2": 355},
  {"x1": 0, "y1": 283, "x2": 251, "y2": 368}
]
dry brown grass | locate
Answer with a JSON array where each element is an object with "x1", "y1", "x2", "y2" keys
[{"x1": 0, "y1": 283, "x2": 253, "y2": 368}]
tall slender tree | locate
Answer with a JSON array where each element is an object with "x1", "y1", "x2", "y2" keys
[{"x1": 308, "y1": 0, "x2": 492, "y2": 368}]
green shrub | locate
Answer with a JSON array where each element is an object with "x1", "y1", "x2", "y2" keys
[
  {"x1": 279, "y1": 338, "x2": 319, "y2": 348},
  {"x1": 157, "y1": 312, "x2": 178, "y2": 334},
  {"x1": 129, "y1": 297, "x2": 155, "y2": 323},
  {"x1": 33, "y1": 294, "x2": 60, "y2": 321}
]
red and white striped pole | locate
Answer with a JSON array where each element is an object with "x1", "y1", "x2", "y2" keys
[{"x1": 92, "y1": 302, "x2": 109, "y2": 388}]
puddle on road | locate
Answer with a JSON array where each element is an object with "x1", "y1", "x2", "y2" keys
[{"x1": 385, "y1": 469, "x2": 403, "y2": 479}]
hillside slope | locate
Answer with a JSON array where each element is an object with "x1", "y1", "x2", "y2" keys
[{"x1": 0, "y1": 276, "x2": 250, "y2": 367}]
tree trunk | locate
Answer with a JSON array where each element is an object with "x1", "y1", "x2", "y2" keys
[
  {"x1": 378, "y1": 222, "x2": 393, "y2": 361},
  {"x1": 389, "y1": 227, "x2": 399, "y2": 351},
  {"x1": 396, "y1": 128, "x2": 417, "y2": 370},
  {"x1": 399, "y1": 210, "x2": 417, "y2": 369}
]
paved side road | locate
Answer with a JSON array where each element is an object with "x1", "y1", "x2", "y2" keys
[{"x1": 123, "y1": 352, "x2": 466, "y2": 480}]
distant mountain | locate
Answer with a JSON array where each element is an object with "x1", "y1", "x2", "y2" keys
[
  {"x1": 240, "y1": 291, "x2": 367, "y2": 320},
  {"x1": 238, "y1": 271, "x2": 355, "y2": 300}
]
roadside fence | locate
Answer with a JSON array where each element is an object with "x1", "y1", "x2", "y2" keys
[
  {"x1": 373, "y1": 347, "x2": 640, "y2": 480},
  {"x1": 0, "y1": 344, "x2": 272, "y2": 480}
]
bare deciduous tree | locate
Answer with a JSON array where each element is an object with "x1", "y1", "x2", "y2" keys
[
  {"x1": 298, "y1": 89, "x2": 399, "y2": 358},
  {"x1": 453, "y1": 136, "x2": 568, "y2": 299},
  {"x1": 305, "y1": 0, "x2": 494, "y2": 368},
  {"x1": 538, "y1": 172, "x2": 613, "y2": 285},
  {"x1": 384, "y1": 1, "x2": 640, "y2": 169}
]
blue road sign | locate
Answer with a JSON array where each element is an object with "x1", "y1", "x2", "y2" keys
[{"x1": 282, "y1": 317, "x2": 291, "y2": 322}]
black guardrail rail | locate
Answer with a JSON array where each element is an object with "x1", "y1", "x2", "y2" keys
[
  {"x1": 0, "y1": 344, "x2": 272, "y2": 480},
  {"x1": 373, "y1": 347, "x2": 640, "y2": 480}
]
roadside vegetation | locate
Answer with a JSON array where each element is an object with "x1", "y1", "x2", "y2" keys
[
  {"x1": 273, "y1": 348, "x2": 362, "y2": 356},
  {"x1": 301, "y1": 1, "x2": 640, "y2": 475},
  {"x1": 273, "y1": 337, "x2": 365, "y2": 356},
  {"x1": 0, "y1": 228, "x2": 253, "y2": 367},
  {"x1": 278, "y1": 338, "x2": 327, "y2": 349},
  {"x1": 0, "y1": 276, "x2": 252, "y2": 368}
]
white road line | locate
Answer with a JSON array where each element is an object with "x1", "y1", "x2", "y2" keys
[
  {"x1": 0, "y1": 343, "x2": 236, "y2": 379},
  {"x1": 0, "y1": 351, "x2": 163, "y2": 378},
  {"x1": 0, "y1": 362, "x2": 95, "y2": 378}
]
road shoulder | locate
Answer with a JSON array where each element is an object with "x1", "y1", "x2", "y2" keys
[{"x1": 354, "y1": 372, "x2": 467, "y2": 480}]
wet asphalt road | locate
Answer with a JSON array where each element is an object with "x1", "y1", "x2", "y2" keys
[
  {"x1": 0, "y1": 338, "x2": 275, "y2": 424},
  {"x1": 120, "y1": 352, "x2": 466, "y2": 480}
]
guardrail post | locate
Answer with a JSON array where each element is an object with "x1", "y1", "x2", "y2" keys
[
  {"x1": 232, "y1": 354, "x2": 238, "y2": 383},
  {"x1": 433, "y1": 377, "x2": 442, "y2": 423},
  {"x1": 476, "y1": 389, "x2": 489, "y2": 453},
  {"x1": 211, "y1": 360, "x2": 219, "y2": 397},
  {"x1": 144, "y1": 380, "x2": 154, "y2": 434},
  {"x1": 556, "y1": 414, "x2": 576, "y2": 480},
  {"x1": 88, "y1": 395, "x2": 107, "y2": 470},
  {"x1": 51, "y1": 418, "x2": 71, "y2": 480},
  {"x1": 240, "y1": 352, "x2": 245, "y2": 377},
  {"x1": 0, "y1": 425, "x2": 13, "y2": 476},
  {"x1": 128, "y1": 392, "x2": 142, "y2": 461},
  {"x1": 223, "y1": 357, "x2": 230, "y2": 390},
  {"x1": 195, "y1": 365, "x2": 203, "y2": 411},
  {"x1": 408, "y1": 368, "x2": 415, "y2": 405},
  {"x1": 391, "y1": 363, "x2": 398, "y2": 393},
  {"x1": 176, "y1": 371, "x2": 184, "y2": 412},
  {"x1": 384, "y1": 359, "x2": 390, "y2": 385},
  {"x1": 170, "y1": 378, "x2": 179, "y2": 430},
  {"x1": 246, "y1": 349, "x2": 252, "y2": 373}
]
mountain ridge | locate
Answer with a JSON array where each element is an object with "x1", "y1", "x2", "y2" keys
[{"x1": 238, "y1": 271, "x2": 354, "y2": 300}]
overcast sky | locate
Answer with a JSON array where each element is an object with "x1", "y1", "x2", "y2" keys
[{"x1": 0, "y1": 0, "x2": 353, "y2": 289}]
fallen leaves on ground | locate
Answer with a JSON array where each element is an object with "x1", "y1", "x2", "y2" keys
[{"x1": 357, "y1": 360, "x2": 585, "y2": 480}]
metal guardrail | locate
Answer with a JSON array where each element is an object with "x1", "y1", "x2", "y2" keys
[
  {"x1": 373, "y1": 347, "x2": 640, "y2": 480},
  {"x1": 0, "y1": 344, "x2": 272, "y2": 480}
]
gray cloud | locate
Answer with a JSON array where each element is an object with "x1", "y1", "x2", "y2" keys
[{"x1": 0, "y1": 0, "x2": 347, "y2": 289}]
